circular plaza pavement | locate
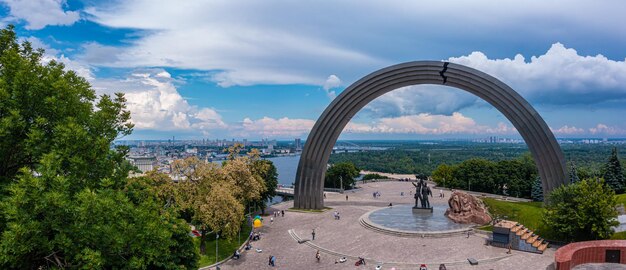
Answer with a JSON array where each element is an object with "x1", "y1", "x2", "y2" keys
[{"x1": 212, "y1": 181, "x2": 556, "y2": 270}]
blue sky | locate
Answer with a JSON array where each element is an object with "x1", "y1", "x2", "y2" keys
[{"x1": 2, "y1": 0, "x2": 626, "y2": 140}]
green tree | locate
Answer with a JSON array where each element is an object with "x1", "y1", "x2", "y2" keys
[
  {"x1": 431, "y1": 164, "x2": 455, "y2": 188},
  {"x1": 251, "y1": 159, "x2": 278, "y2": 215},
  {"x1": 603, "y1": 148, "x2": 624, "y2": 193},
  {"x1": 362, "y1": 173, "x2": 389, "y2": 182},
  {"x1": 531, "y1": 176, "x2": 544, "y2": 202},
  {"x1": 0, "y1": 26, "x2": 197, "y2": 268},
  {"x1": 0, "y1": 156, "x2": 198, "y2": 269},
  {"x1": 0, "y1": 25, "x2": 133, "y2": 189},
  {"x1": 453, "y1": 159, "x2": 497, "y2": 193},
  {"x1": 543, "y1": 178, "x2": 619, "y2": 242},
  {"x1": 569, "y1": 163, "x2": 581, "y2": 183},
  {"x1": 325, "y1": 162, "x2": 359, "y2": 190}
]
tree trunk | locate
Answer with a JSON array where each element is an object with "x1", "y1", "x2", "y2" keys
[{"x1": 200, "y1": 227, "x2": 207, "y2": 255}]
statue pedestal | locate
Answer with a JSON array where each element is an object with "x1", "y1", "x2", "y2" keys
[{"x1": 412, "y1": 207, "x2": 433, "y2": 214}]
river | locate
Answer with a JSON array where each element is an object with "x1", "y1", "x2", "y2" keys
[{"x1": 264, "y1": 155, "x2": 300, "y2": 204}]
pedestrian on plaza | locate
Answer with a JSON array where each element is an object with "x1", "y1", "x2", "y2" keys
[
  {"x1": 268, "y1": 255, "x2": 272, "y2": 266},
  {"x1": 312, "y1": 229, "x2": 316, "y2": 240},
  {"x1": 281, "y1": 210, "x2": 285, "y2": 217},
  {"x1": 270, "y1": 216, "x2": 274, "y2": 224},
  {"x1": 439, "y1": 264, "x2": 447, "y2": 270},
  {"x1": 337, "y1": 212, "x2": 340, "y2": 220},
  {"x1": 440, "y1": 189, "x2": 444, "y2": 198},
  {"x1": 467, "y1": 231, "x2": 470, "y2": 238},
  {"x1": 346, "y1": 195, "x2": 348, "y2": 201},
  {"x1": 316, "y1": 250, "x2": 321, "y2": 262},
  {"x1": 324, "y1": 192, "x2": 327, "y2": 199},
  {"x1": 271, "y1": 255, "x2": 276, "y2": 266}
]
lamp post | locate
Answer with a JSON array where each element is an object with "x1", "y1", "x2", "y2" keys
[{"x1": 340, "y1": 176, "x2": 343, "y2": 192}]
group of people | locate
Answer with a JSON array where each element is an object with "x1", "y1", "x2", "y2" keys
[
  {"x1": 273, "y1": 210, "x2": 285, "y2": 217},
  {"x1": 250, "y1": 232, "x2": 261, "y2": 241},
  {"x1": 372, "y1": 191, "x2": 381, "y2": 198},
  {"x1": 270, "y1": 210, "x2": 285, "y2": 224}
]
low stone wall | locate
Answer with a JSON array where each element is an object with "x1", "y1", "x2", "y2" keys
[{"x1": 555, "y1": 240, "x2": 626, "y2": 270}]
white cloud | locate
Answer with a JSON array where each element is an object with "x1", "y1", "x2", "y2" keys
[
  {"x1": 551, "y1": 125, "x2": 585, "y2": 135},
  {"x1": 323, "y1": 75, "x2": 341, "y2": 99},
  {"x1": 82, "y1": 1, "x2": 388, "y2": 88},
  {"x1": 81, "y1": 1, "x2": 626, "y2": 95},
  {"x1": 589, "y1": 124, "x2": 623, "y2": 135},
  {"x1": 344, "y1": 112, "x2": 516, "y2": 135},
  {"x1": 449, "y1": 43, "x2": 626, "y2": 104},
  {"x1": 91, "y1": 69, "x2": 226, "y2": 133},
  {"x1": 239, "y1": 117, "x2": 315, "y2": 138},
  {"x1": 24, "y1": 36, "x2": 94, "y2": 81},
  {"x1": 1, "y1": 0, "x2": 80, "y2": 30},
  {"x1": 365, "y1": 85, "x2": 479, "y2": 117}
]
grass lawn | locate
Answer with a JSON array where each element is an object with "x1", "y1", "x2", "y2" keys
[
  {"x1": 482, "y1": 198, "x2": 557, "y2": 239},
  {"x1": 196, "y1": 222, "x2": 253, "y2": 267}
]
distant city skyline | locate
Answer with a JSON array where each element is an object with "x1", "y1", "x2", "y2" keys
[{"x1": 2, "y1": 1, "x2": 626, "y2": 140}]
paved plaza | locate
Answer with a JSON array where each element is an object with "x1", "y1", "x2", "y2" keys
[{"x1": 214, "y1": 181, "x2": 556, "y2": 269}]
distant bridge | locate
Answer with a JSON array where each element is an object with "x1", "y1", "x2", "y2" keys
[{"x1": 275, "y1": 187, "x2": 342, "y2": 197}]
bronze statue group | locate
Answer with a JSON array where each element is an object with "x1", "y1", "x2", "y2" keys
[{"x1": 412, "y1": 178, "x2": 433, "y2": 209}]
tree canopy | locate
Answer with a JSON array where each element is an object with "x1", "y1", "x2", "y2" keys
[
  {"x1": 603, "y1": 147, "x2": 624, "y2": 193},
  {"x1": 325, "y1": 162, "x2": 359, "y2": 190},
  {"x1": 543, "y1": 178, "x2": 619, "y2": 242},
  {"x1": 0, "y1": 26, "x2": 197, "y2": 268},
  {"x1": 431, "y1": 155, "x2": 537, "y2": 198}
]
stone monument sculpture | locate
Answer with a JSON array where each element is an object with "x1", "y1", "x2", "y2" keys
[
  {"x1": 412, "y1": 178, "x2": 433, "y2": 213},
  {"x1": 444, "y1": 191, "x2": 491, "y2": 224}
]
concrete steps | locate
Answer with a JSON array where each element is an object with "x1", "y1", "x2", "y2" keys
[{"x1": 492, "y1": 220, "x2": 548, "y2": 254}]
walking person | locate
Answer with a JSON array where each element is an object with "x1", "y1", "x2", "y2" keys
[
  {"x1": 281, "y1": 210, "x2": 285, "y2": 217},
  {"x1": 270, "y1": 216, "x2": 274, "y2": 224},
  {"x1": 268, "y1": 255, "x2": 272, "y2": 266},
  {"x1": 316, "y1": 250, "x2": 321, "y2": 262},
  {"x1": 271, "y1": 255, "x2": 276, "y2": 266},
  {"x1": 346, "y1": 195, "x2": 348, "y2": 201},
  {"x1": 312, "y1": 229, "x2": 316, "y2": 240}
]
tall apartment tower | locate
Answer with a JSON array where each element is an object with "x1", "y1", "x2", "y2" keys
[{"x1": 295, "y1": 138, "x2": 302, "y2": 150}]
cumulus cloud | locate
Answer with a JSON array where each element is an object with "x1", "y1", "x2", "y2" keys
[
  {"x1": 364, "y1": 85, "x2": 479, "y2": 117},
  {"x1": 24, "y1": 36, "x2": 94, "y2": 81},
  {"x1": 238, "y1": 117, "x2": 315, "y2": 138},
  {"x1": 449, "y1": 43, "x2": 626, "y2": 105},
  {"x1": 344, "y1": 113, "x2": 516, "y2": 135},
  {"x1": 322, "y1": 75, "x2": 341, "y2": 99},
  {"x1": 91, "y1": 69, "x2": 226, "y2": 133},
  {"x1": 1, "y1": 0, "x2": 80, "y2": 30},
  {"x1": 551, "y1": 125, "x2": 585, "y2": 135},
  {"x1": 589, "y1": 124, "x2": 623, "y2": 135}
]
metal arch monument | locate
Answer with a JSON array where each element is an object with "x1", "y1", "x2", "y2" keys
[{"x1": 294, "y1": 61, "x2": 567, "y2": 210}]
